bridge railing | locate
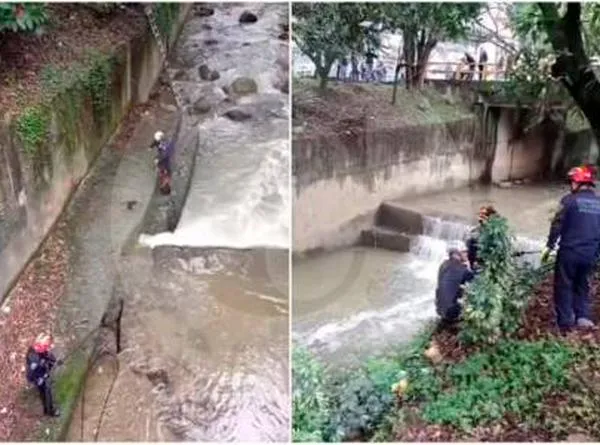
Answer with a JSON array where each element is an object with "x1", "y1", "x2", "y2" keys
[{"x1": 294, "y1": 60, "x2": 509, "y2": 83}]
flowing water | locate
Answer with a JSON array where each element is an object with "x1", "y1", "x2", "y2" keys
[
  {"x1": 140, "y1": 3, "x2": 289, "y2": 250},
  {"x1": 69, "y1": 4, "x2": 290, "y2": 442},
  {"x1": 293, "y1": 186, "x2": 564, "y2": 366}
]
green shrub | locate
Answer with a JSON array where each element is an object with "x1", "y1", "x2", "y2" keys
[
  {"x1": 0, "y1": 3, "x2": 47, "y2": 33},
  {"x1": 326, "y1": 359, "x2": 402, "y2": 441},
  {"x1": 545, "y1": 345, "x2": 600, "y2": 439},
  {"x1": 460, "y1": 215, "x2": 549, "y2": 345},
  {"x1": 292, "y1": 347, "x2": 331, "y2": 442},
  {"x1": 325, "y1": 330, "x2": 437, "y2": 441},
  {"x1": 420, "y1": 340, "x2": 573, "y2": 431}
]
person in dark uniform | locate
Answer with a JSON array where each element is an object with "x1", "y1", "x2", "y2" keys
[
  {"x1": 435, "y1": 241, "x2": 475, "y2": 327},
  {"x1": 151, "y1": 130, "x2": 173, "y2": 195},
  {"x1": 25, "y1": 333, "x2": 60, "y2": 417},
  {"x1": 465, "y1": 205, "x2": 498, "y2": 271},
  {"x1": 542, "y1": 165, "x2": 600, "y2": 331}
]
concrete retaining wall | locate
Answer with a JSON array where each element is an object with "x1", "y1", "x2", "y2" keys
[
  {"x1": 293, "y1": 105, "x2": 562, "y2": 253},
  {"x1": 293, "y1": 119, "x2": 484, "y2": 252},
  {"x1": 0, "y1": 5, "x2": 190, "y2": 303},
  {"x1": 491, "y1": 108, "x2": 564, "y2": 183}
]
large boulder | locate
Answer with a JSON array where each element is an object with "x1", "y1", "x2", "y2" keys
[
  {"x1": 239, "y1": 11, "x2": 258, "y2": 24},
  {"x1": 230, "y1": 77, "x2": 258, "y2": 96},
  {"x1": 224, "y1": 109, "x2": 252, "y2": 122}
]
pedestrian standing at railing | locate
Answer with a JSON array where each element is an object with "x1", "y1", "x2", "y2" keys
[
  {"x1": 478, "y1": 48, "x2": 488, "y2": 81},
  {"x1": 378, "y1": 61, "x2": 386, "y2": 83},
  {"x1": 340, "y1": 57, "x2": 348, "y2": 81},
  {"x1": 465, "y1": 52, "x2": 476, "y2": 81}
]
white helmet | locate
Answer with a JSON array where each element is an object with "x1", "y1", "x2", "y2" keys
[
  {"x1": 447, "y1": 240, "x2": 467, "y2": 255},
  {"x1": 154, "y1": 131, "x2": 164, "y2": 142}
]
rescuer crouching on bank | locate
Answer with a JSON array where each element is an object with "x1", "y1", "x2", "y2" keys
[{"x1": 435, "y1": 240, "x2": 475, "y2": 329}]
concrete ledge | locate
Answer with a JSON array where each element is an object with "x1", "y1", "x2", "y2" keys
[
  {"x1": 360, "y1": 226, "x2": 412, "y2": 252},
  {"x1": 136, "y1": 112, "x2": 198, "y2": 236},
  {"x1": 376, "y1": 203, "x2": 424, "y2": 234}
]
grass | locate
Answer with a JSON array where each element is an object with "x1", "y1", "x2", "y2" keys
[
  {"x1": 293, "y1": 332, "x2": 600, "y2": 442},
  {"x1": 292, "y1": 77, "x2": 474, "y2": 135}
]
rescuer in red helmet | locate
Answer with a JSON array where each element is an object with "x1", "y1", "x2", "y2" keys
[
  {"x1": 542, "y1": 164, "x2": 600, "y2": 331},
  {"x1": 25, "y1": 333, "x2": 60, "y2": 417}
]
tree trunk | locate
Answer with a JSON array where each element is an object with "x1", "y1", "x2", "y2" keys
[
  {"x1": 392, "y1": 64, "x2": 401, "y2": 105},
  {"x1": 403, "y1": 31, "x2": 416, "y2": 90},
  {"x1": 540, "y1": 2, "x2": 600, "y2": 143},
  {"x1": 414, "y1": 38, "x2": 437, "y2": 88},
  {"x1": 391, "y1": 46, "x2": 403, "y2": 105},
  {"x1": 317, "y1": 58, "x2": 335, "y2": 90}
]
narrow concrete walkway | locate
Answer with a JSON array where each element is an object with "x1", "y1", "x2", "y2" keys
[{"x1": 0, "y1": 87, "x2": 181, "y2": 441}]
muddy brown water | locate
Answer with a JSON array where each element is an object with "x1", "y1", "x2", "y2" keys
[
  {"x1": 67, "y1": 3, "x2": 290, "y2": 442},
  {"x1": 68, "y1": 247, "x2": 289, "y2": 442},
  {"x1": 293, "y1": 184, "x2": 567, "y2": 366}
]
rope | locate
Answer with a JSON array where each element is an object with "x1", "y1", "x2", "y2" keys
[{"x1": 74, "y1": 300, "x2": 123, "y2": 442}]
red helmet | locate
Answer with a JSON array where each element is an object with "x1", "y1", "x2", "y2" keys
[
  {"x1": 33, "y1": 333, "x2": 53, "y2": 354},
  {"x1": 568, "y1": 165, "x2": 596, "y2": 184}
]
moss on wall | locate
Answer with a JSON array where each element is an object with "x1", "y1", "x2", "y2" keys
[
  {"x1": 11, "y1": 49, "x2": 120, "y2": 192},
  {"x1": 155, "y1": 2, "x2": 181, "y2": 47}
]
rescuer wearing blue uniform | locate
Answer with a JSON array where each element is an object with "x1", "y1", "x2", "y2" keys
[
  {"x1": 25, "y1": 333, "x2": 60, "y2": 417},
  {"x1": 435, "y1": 241, "x2": 475, "y2": 325},
  {"x1": 151, "y1": 130, "x2": 174, "y2": 195},
  {"x1": 542, "y1": 165, "x2": 600, "y2": 331}
]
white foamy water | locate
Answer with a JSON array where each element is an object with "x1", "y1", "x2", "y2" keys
[
  {"x1": 140, "y1": 136, "x2": 289, "y2": 249},
  {"x1": 140, "y1": 2, "x2": 289, "y2": 250},
  {"x1": 293, "y1": 215, "x2": 545, "y2": 364}
]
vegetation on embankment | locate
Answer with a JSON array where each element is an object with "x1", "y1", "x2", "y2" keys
[
  {"x1": 292, "y1": 216, "x2": 600, "y2": 442},
  {"x1": 0, "y1": 4, "x2": 146, "y2": 116},
  {"x1": 1, "y1": 3, "x2": 183, "y2": 184},
  {"x1": 292, "y1": 78, "x2": 474, "y2": 136}
]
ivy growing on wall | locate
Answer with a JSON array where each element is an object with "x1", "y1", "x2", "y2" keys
[
  {"x1": 15, "y1": 48, "x2": 116, "y2": 185},
  {"x1": 82, "y1": 50, "x2": 115, "y2": 124},
  {"x1": 15, "y1": 105, "x2": 51, "y2": 157},
  {"x1": 154, "y1": 2, "x2": 180, "y2": 47},
  {"x1": 15, "y1": 104, "x2": 53, "y2": 187}
]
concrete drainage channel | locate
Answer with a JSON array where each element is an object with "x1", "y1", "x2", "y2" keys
[
  {"x1": 63, "y1": 3, "x2": 290, "y2": 442},
  {"x1": 41, "y1": 11, "x2": 194, "y2": 443},
  {"x1": 60, "y1": 109, "x2": 194, "y2": 442}
]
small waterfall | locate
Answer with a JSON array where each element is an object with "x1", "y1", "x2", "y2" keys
[
  {"x1": 410, "y1": 216, "x2": 472, "y2": 264},
  {"x1": 409, "y1": 215, "x2": 545, "y2": 267},
  {"x1": 294, "y1": 212, "x2": 547, "y2": 364}
]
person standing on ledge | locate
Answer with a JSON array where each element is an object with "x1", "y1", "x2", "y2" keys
[
  {"x1": 435, "y1": 241, "x2": 475, "y2": 328},
  {"x1": 25, "y1": 333, "x2": 60, "y2": 417},
  {"x1": 542, "y1": 165, "x2": 600, "y2": 332},
  {"x1": 151, "y1": 130, "x2": 174, "y2": 195}
]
